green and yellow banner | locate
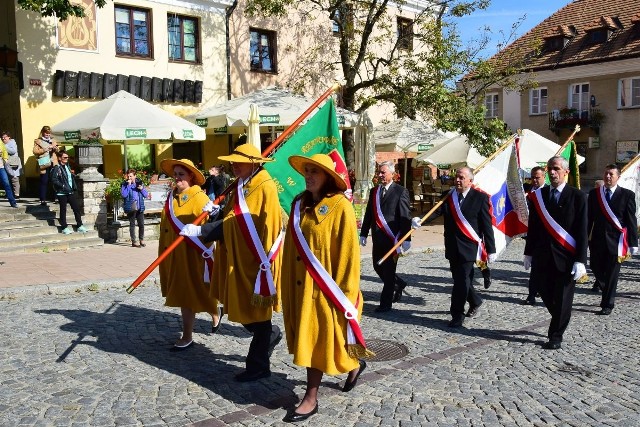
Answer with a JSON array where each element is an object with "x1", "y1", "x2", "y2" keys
[{"x1": 264, "y1": 99, "x2": 344, "y2": 212}]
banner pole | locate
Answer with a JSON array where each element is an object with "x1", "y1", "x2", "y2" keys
[
  {"x1": 621, "y1": 153, "x2": 640, "y2": 174},
  {"x1": 376, "y1": 135, "x2": 516, "y2": 265},
  {"x1": 127, "y1": 83, "x2": 341, "y2": 294},
  {"x1": 554, "y1": 124, "x2": 581, "y2": 156}
]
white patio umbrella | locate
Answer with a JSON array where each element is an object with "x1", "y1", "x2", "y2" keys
[
  {"x1": 246, "y1": 103, "x2": 261, "y2": 151},
  {"x1": 415, "y1": 134, "x2": 487, "y2": 171},
  {"x1": 51, "y1": 90, "x2": 205, "y2": 169},
  {"x1": 373, "y1": 118, "x2": 454, "y2": 187},
  {"x1": 517, "y1": 128, "x2": 584, "y2": 173}
]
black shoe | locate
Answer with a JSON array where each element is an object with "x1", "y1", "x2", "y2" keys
[
  {"x1": 542, "y1": 341, "x2": 561, "y2": 350},
  {"x1": 596, "y1": 308, "x2": 612, "y2": 315},
  {"x1": 211, "y1": 306, "x2": 223, "y2": 334},
  {"x1": 482, "y1": 268, "x2": 491, "y2": 289},
  {"x1": 10, "y1": 203, "x2": 17, "y2": 208},
  {"x1": 267, "y1": 326, "x2": 283, "y2": 358},
  {"x1": 374, "y1": 305, "x2": 391, "y2": 313},
  {"x1": 234, "y1": 369, "x2": 271, "y2": 382},
  {"x1": 519, "y1": 299, "x2": 536, "y2": 306},
  {"x1": 283, "y1": 402, "x2": 318, "y2": 423},
  {"x1": 465, "y1": 301, "x2": 483, "y2": 318},
  {"x1": 342, "y1": 360, "x2": 366, "y2": 392},
  {"x1": 40, "y1": 201, "x2": 47, "y2": 206},
  {"x1": 448, "y1": 318, "x2": 464, "y2": 328}
]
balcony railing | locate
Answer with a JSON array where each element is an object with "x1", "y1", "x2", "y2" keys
[{"x1": 548, "y1": 108, "x2": 604, "y2": 134}]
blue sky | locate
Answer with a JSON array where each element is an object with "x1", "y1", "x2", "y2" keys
[{"x1": 453, "y1": 0, "x2": 573, "y2": 58}]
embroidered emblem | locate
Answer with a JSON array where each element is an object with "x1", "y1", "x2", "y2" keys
[
  {"x1": 181, "y1": 194, "x2": 188, "y2": 202},
  {"x1": 318, "y1": 204, "x2": 329, "y2": 215}
]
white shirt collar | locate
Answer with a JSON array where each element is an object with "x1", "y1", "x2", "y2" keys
[
  {"x1": 606, "y1": 185, "x2": 617, "y2": 194},
  {"x1": 551, "y1": 182, "x2": 567, "y2": 193}
]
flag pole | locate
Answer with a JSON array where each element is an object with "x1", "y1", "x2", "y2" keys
[
  {"x1": 554, "y1": 124, "x2": 581, "y2": 155},
  {"x1": 621, "y1": 153, "x2": 640, "y2": 173},
  {"x1": 377, "y1": 134, "x2": 517, "y2": 265},
  {"x1": 126, "y1": 83, "x2": 342, "y2": 294}
]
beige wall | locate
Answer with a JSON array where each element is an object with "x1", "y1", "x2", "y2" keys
[
  {"x1": 13, "y1": 0, "x2": 231, "y2": 180},
  {"x1": 228, "y1": 0, "x2": 430, "y2": 127}
]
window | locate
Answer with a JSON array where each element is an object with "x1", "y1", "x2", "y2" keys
[
  {"x1": 619, "y1": 77, "x2": 640, "y2": 108},
  {"x1": 484, "y1": 93, "x2": 499, "y2": 118},
  {"x1": 530, "y1": 87, "x2": 548, "y2": 115},
  {"x1": 168, "y1": 15, "x2": 200, "y2": 63},
  {"x1": 397, "y1": 17, "x2": 413, "y2": 51},
  {"x1": 545, "y1": 37, "x2": 565, "y2": 51},
  {"x1": 569, "y1": 83, "x2": 590, "y2": 113},
  {"x1": 115, "y1": 5, "x2": 152, "y2": 58},
  {"x1": 250, "y1": 28, "x2": 277, "y2": 73},
  {"x1": 587, "y1": 29, "x2": 607, "y2": 45}
]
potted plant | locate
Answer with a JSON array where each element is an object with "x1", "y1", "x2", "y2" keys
[{"x1": 76, "y1": 131, "x2": 104, "y2": 179}]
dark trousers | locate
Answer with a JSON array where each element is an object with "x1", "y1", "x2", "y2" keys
[
  {"x1": 449, "y1": 260, "x2": 482, "y2": 321},
  {"x1": 0, "y1": 167, "x2": 16, "y2": 205},
  {"x1": 537, "y1": 265, "x2": 575, "y2": 343},
  {"x1": 243, "y1": 320, "x2": 279, "y2": 373},
  {"x1": 39, "y1": 169, "x2": 50, "y2": 202},
  {"x1": 127, "y1": 210, "x2": 145, "y2": 242},
  {"x1": 372, "y1": 241, "x2": 398, "y2": 309},
  {"x1": 525, "y1": 260, "x2": 541, "y2": 301},
  {"x1": 591, "y1": 251, "x2": 621, "y2": 309},
  {"x1": 58, "y1": 193, "x2": 83, "y2": 229}
]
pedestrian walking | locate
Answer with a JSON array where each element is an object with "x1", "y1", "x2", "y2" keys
[
  {"x1": 2, "y1": 131, "x2": 22, "y2": 199},
  {"x1": 360, "y1": 161, "x2": 412, "y2": 312},
  {"x1": 121, "y1": 169, "x2": 149, "y2": 247},
  {"x1": 0, "y1": 134, "x2": 17, "y2": 208},
  {"x1": 524, "y1": 156, "x2": 587, "y2": 349},
  {"x1": 33, "y1": 125, "x2": 60, "y2": 206},
  {"x1": 520, "y1": 165, "x2": 546, "y2": 306},
  {"x1": 50, "y1": 150, "x2": 87, "y2": 234}
]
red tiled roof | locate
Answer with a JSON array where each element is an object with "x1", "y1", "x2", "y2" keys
[{"x1": 488, "y1": 0, "x2": 640, "y2": 72}]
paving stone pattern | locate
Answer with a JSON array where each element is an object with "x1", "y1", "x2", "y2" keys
[{"x1": 1, "y1": 239, "x2": 639, "y2": 426}]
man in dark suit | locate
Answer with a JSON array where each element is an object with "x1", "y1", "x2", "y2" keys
[
  {"x1": 587, "y1": 164, "x2": 638, "y2": 315},
  {"x1": 360, "y1": 161, "x2": 412, "y2": 312},
  {"x1": 438, "y1": 167, "x2": 496, "y2": 328},
  {"x1": 524, "y1": 156, "x2": 587, "y2": 350},
  {"x1": 520, "y1": 165, "x2": 546, "y2": 306}
]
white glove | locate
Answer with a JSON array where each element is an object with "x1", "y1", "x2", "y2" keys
[
  {"x1": 571, "y1": 262, "x2": 586, "y2": 281},
  {"x1": 359, "y1": 236, "x2": 367, "y2": 247},
  {"x1": 202, "y1": 201, "x2": 220, "y2": 216},
  {"x1": 630, "y1": 247, "x2": 639, "y2": 256},
  {"x1": 523, "y1": 255, "x2": 532, "y2": 270},
  {"x1": 487, "y1": 253, "x2": 497, "y2": 263},
  {"x1": 411, "y1": 217, "x2": 422, "y2": 229},
  {"x1": 344, "y1": 189, "x2": 353, "y2": 200},
  {"x1": 180, "y1": 224, "x2": 202, "y2": 237},
  {"x1": 401, "y1": 241, "x2": 411, "y2": 253}
]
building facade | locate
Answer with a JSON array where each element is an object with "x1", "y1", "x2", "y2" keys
[{"x1": 485, "y1": 0, "x2": 640, "y2": 185}]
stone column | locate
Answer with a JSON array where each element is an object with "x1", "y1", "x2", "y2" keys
[{"x1": 77, "y1": 178, "x2": 109, "y2": 238}]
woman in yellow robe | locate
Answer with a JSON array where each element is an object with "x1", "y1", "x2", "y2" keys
[
  {"x1": 281, "y1": 153, "x2": 371, "y2": 423},
  {"x1": 158, "y1": 158, "x2": 220, "y2": 350}
]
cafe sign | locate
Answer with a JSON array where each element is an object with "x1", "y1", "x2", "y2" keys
[{"x1": 125, "y1": 128, "x2": 147, "y2": 139}]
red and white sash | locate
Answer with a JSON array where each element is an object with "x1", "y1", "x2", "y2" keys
[
  {"x1": 373, "y1": 185, "x2": 401, "y2": 255},
  {"x1": 530, "y1": 188, "x2": 577, "y2": 255},
  {"x1": 596, "y1": 186, "x2": 629, "y2": 261},
  {"x1": 233, "y1": 178, "x2": 284, "y2": 306},
  {"x1": 448, "y1": 189, "x2": 487, "y2": 264},
  {"x1": 290, "y1": 199, "x2": 371, "y2": 357},
  {"x1": 165, "y1": 192, "x2": 215, "y2": 282}
]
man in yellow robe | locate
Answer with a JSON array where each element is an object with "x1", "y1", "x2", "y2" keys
[{"x1": 180, "y1": 144, "x2": 284, "y2": 382}]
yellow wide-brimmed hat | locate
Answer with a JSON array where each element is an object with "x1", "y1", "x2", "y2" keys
[
  {"x1": 288, "y1": 153, "x2": 347, "y2": 191},
  {"x1": 218, "y1": 143, "x2": 274, "y2": 164},
  {"x1": 160, "y1": 158, "x2": 205, "y2": 186}
]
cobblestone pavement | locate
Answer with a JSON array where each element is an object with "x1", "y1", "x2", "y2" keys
[{"x1": 2, "y1": 239, "x2": 639, "y2": 426}]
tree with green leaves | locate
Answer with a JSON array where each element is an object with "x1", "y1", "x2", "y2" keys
[
  {"x1": 18, "y1": 0, "x2": 107, "y2": 21},
  {"x1": 245, "y1": 0, "x2": 540, "y2": 159}
]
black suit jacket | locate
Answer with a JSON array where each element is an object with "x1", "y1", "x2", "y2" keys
[
  {"x1": 441, "y1": 187, "x2": 496, "y2": 263},
  {"x1": 360, "y1": 183, "x2": 412, "y2": 248},
  {"x1": 524, "y1": 185, "x2": 588, "y2": 270},
  {"x1": 587, "y1": 186, "x2": 638, "y2": 255}
]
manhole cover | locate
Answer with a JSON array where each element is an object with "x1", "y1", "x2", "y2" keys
[{"x1": 366, "y1": 339, "x2": 409, "y2": 362}]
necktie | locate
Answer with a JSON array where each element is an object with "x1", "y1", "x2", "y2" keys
[
  {"x1": 458, "y1": 193, "x2": 464, "y2": 206},
  {"x1": 605, "y1": 189, "x2": 612, "y2": 203},
  {"x1": 550, "y1": 188, "x2": 559, "y2": 205},
  {"x1": 382, "y1": 187, "x2": 387, "y2": 199}
]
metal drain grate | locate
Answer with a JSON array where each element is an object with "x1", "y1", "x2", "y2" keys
[{"x1": 366, "y1": 339, "x2": 409, "y2": 362}]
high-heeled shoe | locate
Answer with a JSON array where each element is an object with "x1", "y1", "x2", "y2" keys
[
  {"x1": 342, "y1": 360, "x2": 367, "y2": 392},
  {"x1": 283, "y1": 402, "x2": 318, "y2": 423},
  {"x1": 211, "y1": 306, "x2": 223, "y2": 334}
]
